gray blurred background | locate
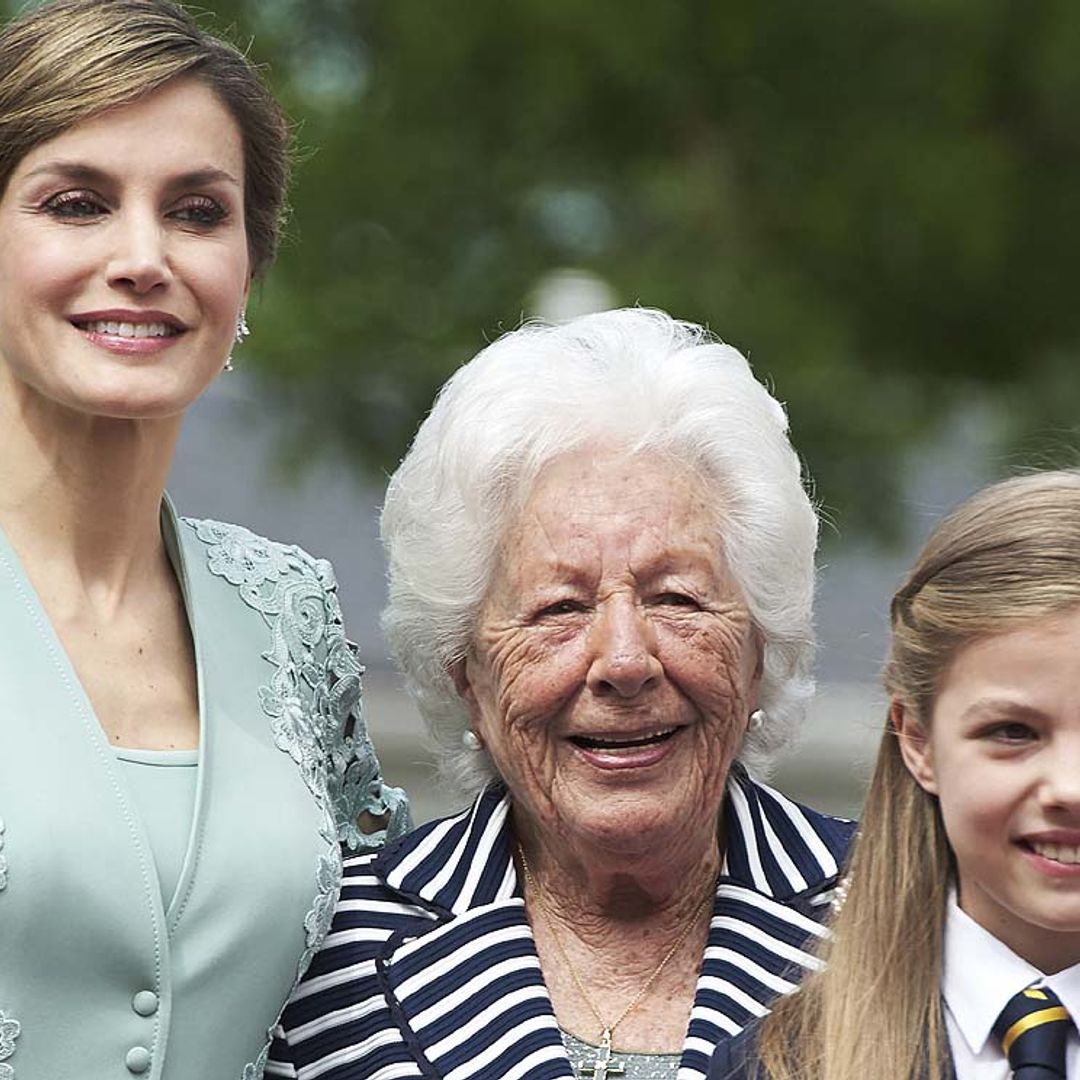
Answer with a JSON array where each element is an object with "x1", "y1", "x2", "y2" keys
[
  {"x1": 76, "y1": 0, "x2": 1080, "y2": 822},
  {"x1": 169, "y1": 375, "x2": 1003, "y2": 823}
]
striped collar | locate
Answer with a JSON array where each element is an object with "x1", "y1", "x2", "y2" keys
[
  {"x1": 373, "y1": 765, "x2": 850, "y2": 917},
  {"x1": 368, "y1": 768, "x2": 853, "y2": 1079}
]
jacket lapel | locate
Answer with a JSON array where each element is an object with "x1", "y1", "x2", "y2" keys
[
  {"x1": 378, "y1": 900, "x2": 571, "y2": 1080},
  {"x1": 374, "y1": 789, "x2": 573, "y2": 1080},
  {"x1": 0, "y1": 520, "x2": 172, "y2": 1069},
  {"x1": 683, "y1": 770, "x2": 852, "y2": 1075}
]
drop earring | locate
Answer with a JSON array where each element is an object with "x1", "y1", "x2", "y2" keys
[{"x1": 224, "y1": 311, "x2": 251, "y2": 373}]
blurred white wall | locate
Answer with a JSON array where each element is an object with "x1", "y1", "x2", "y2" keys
[{"x1": 363, "y1": 668, "x2": 885, "y2": 824}]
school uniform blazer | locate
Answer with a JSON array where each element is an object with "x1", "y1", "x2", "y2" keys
[
  {"x1": 706, "y1": 1025, "x2": 763, "y2": 1080},
  {"x1": 267, "y1": 767, "x2": 855, "y2": 1080},
  {"x1": 705, "y1": 1019, "x2": 960, "y2": 1080},
  {"x1": 0, "y1": 501, "x2": 409, "y2": 1080}
]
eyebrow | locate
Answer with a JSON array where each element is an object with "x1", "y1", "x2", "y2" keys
[
  {"x1": 961, "y1": 697, "x2": 1043, "y2": 722},
  {"x1": 22, "y1": 161, "x2": 241, "y2": 188}
]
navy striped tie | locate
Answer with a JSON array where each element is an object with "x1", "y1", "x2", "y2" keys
[{"x1": 992, "y1": 986, "x2": 1072, "y2": 1079}]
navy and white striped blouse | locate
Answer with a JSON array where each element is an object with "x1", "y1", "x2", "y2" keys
[{"x1": 266, "y1": 768, "x2": 853, "y2": 1080}]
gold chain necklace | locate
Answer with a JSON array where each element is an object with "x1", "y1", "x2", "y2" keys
[{"x1": 518, "y1": 846, "x2": 714, "y2": 1079}]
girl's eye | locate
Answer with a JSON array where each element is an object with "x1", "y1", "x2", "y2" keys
[
  {"x1": 172, "y1": 197, "x2": 228, "y2": 227},
  {"x1": 989, "y1": 722, "x2": 1037, "y2": 744},
  {"x1": 43, "y1": 191, "x2": 107, "y2": 219}
]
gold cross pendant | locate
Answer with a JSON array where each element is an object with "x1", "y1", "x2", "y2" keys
[{"x1": 579, "y1": 1029, "x2": 626, "y2": 1080}]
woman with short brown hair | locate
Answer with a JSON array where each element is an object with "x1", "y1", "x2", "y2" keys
[{"x1": 0, "y1": 3, "x2": 406, "y2": 1077}]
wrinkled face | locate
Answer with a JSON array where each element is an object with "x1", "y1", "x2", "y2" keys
[
  {"x1": 459, "y1": 449, "x2": 762, "y2": 859},
  {"x1": 898, "y1": 606, "x2": 1080, "y2": 972},
  {"x1": 0, "y1": 76, "x2": 249, "y2": 421}
]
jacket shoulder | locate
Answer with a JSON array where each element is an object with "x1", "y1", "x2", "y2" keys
[
  {"x1": 179, "y1": 514, "x2": 411, "y2": 852},
  {"x1": 180, "y1": 516, "x2": 337, "y2": 591},
  {"x1": 291, "y1": 849, "x2": 440, "y2": 984}
]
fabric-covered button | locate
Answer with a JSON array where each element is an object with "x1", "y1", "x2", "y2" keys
[
  {"x1": 125, "y1": 1046, "x2": 151, "y2": 1074},
  {"x1": 132, "y1": 991, "x2": 159, "y2": 1017}
]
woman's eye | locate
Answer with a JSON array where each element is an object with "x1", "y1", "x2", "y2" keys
[
  {"x1": 43, "y1": 191, "x2": 107, "y2": 219},
  {"x1": 535, "y1": 599, "x2": 585, "y2": 619},
  {"x1": 172, "y1": 197, "x2": 228, "y2": 227},
  {"x1": 653, "y1": 592, "x2": 699, "y2": 609}
]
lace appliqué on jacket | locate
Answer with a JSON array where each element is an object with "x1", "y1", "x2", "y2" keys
[
  {"x1": 188, "y1": 518, "x2": 409, "y2": 1079},
  {"x1": 241, "y1": 1046, "x2": 269, "y2": 1080},
  {"x1": 0, "y1": 1011, "x2": 20, "y2": 1080}
]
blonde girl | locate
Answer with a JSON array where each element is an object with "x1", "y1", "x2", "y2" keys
[{"x1": 713, "y1": 469, "x2": 1080, "y2": 1080}]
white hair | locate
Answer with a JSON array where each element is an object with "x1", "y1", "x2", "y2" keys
[{"x1": 381, "y1": 307, "x2": 818, "y2": 793}]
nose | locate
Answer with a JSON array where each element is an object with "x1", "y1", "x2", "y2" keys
[
  {"x1": 586, "y1": 596, "x2": 663, "y2": 698},
  {"x1": 1040, "y1": 736, "x2": 1080, "y2": 812},
  {"x1": 106, "y1": 210, "x2": 172, "y2": 294}
]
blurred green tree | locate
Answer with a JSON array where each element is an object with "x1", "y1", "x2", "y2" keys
[{"x1": 10, "y1": 0, "x2": 1080, "y2": 538}]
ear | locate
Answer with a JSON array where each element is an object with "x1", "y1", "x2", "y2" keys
[
  {"x1": 450, "y1": 655, "x2": 477, "y2": 711},
  {"x1": 892, "y1": 699, "x2": 939, "y2": 795},
  {"x1": 745, "y1": 624, "x2": 765, "y2": 709}
]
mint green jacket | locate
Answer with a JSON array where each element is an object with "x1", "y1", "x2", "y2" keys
[{"x1": 0, "y1": 500, "x2": 409, "y2": 1080}]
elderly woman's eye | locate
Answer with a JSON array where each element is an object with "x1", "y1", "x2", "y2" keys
[
  {"x1": 535, "y1": 599, "x2": 585, "y2": 618},
  {"x1": 653, "y1": 592, "x2": 700, "y2": 608}
]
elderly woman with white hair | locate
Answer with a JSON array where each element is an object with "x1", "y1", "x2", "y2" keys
[{"x1": 267, "y1": 308, "x2": 854, "y2": 1080}]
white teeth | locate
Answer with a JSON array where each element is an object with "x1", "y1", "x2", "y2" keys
[
  {"x1": 1031, "y1": 841, "x2": 1080, "y2": 865},
  {"x1": 577, "y1": 727, "x2": 677, "y2": 749},
  {"x1": 82, "y1": 320, "x2": 174, "y2": 338}
]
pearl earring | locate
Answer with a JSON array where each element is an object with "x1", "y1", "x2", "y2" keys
[
  {"x1": 748, "y1": 708, "x2": 767, "y2": 732},
  {"x1": 462, "y1": 730, "x2": 482, "y2": 751}
]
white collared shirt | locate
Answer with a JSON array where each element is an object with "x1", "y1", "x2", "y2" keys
[{"x1": 943, "y1": 892, "x2": 1080, "y2": 1079}]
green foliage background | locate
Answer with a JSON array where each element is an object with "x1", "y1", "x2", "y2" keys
[{"x1": 12, "y1": 0, "x2": 1080, "y2": 538}]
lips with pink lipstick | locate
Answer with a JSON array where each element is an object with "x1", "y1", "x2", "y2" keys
[{"x1": 70, "y1": 309, "x2": 186, "y2": 355}]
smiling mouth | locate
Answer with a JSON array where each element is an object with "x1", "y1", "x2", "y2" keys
[
  {"x1": 72, "y1": 319, "x2": 182, "y2": 339},
  {"x1": 1027, "y1": 840, "x2": 1080, "y2": 865},
  {"x1": 572, "y1": 727, "x2": 679, "y2": 751}
]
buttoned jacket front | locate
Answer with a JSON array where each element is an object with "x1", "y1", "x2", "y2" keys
[
  {"x1": 0, "y1": 502, "x2": 408, "y2": 1080},
  {"x1": 269, "y1": 770, "x2": 854, "y2": 1080}
]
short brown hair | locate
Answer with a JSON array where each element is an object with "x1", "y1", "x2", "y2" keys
[{"x1": 0, "y1": 0, "x2": 290, "y2": 277}]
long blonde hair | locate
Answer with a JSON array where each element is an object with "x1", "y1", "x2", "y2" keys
[{"x1": 757, "y1": 469, "x2": 1080, "y2": 1080}]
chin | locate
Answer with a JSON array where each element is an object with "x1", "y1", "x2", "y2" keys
[
  {"x1": 64, "y1": 381, "x2": 204, "y2": 421},
  {"x1": 570, "y1": 796, "x2": 691, "y2": 854},
  {"x1": 1031, "y1": 904, "x2": 1080, "y2": 933}
]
